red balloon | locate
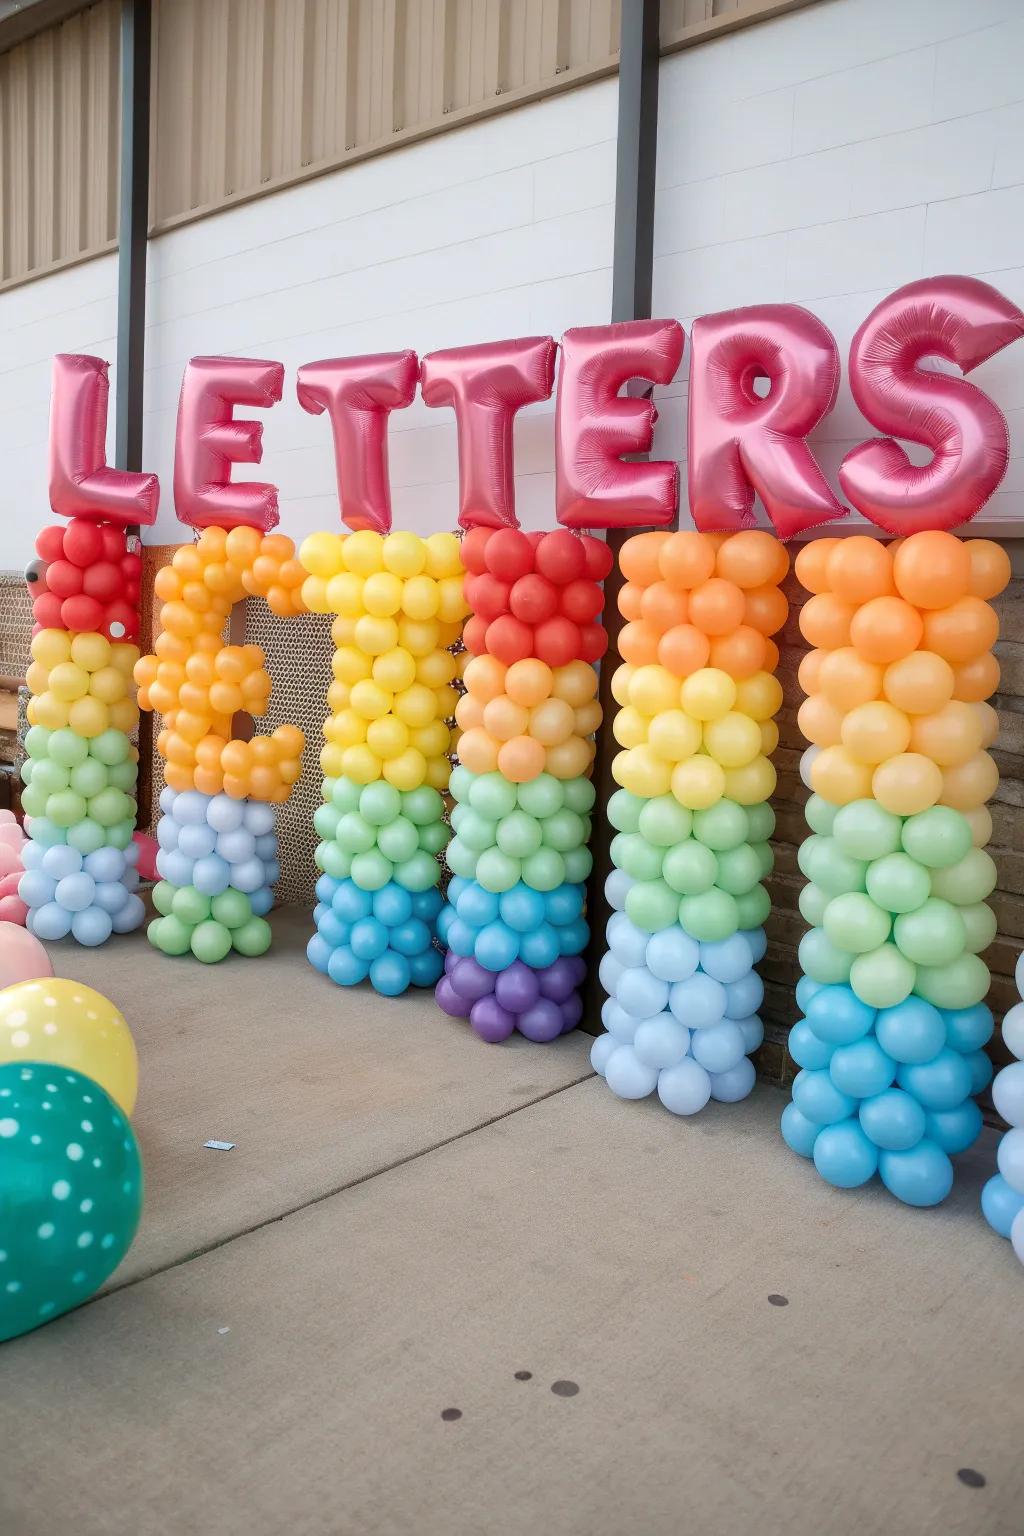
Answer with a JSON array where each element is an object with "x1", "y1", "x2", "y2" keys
[
  {"x1": 579, "y1": 624, "x2": 609, "y2": 663},
  {"x1": 461, "y1": 527, "x2": 492, "y2": 575},
  {"x1": 83, "y1": 562, "x2": 122, "y2": 602},
  {"x1": 509, "y1": 574, "x2": 558, "y2": 624},
  {"x1": 48, "y1": 354, "x2": 159, "y2": 526},
  {"x1": 463, "y1": 614, "x2": 489, "y2": 656},
  {"x1": 466, "y1": 574, "x2": 511, "y2": 622},
  {"x1": 174, "y1": 356, "x2": 284, "y2": 531},
  {"x1": 560, "y1": 578, "x2": 604, "y2": 624},
  {"x1": 581, "y1": 534, "x2": 613, "y2": 581},
  {"x1": 121, "y1": 551, "x2": 142, "y2": 581},
  {"x1": 840, "y1": 276, "x2": 1024, "y2": 534},
  {"x1": 525, "y1": 530, "x2": 546, "y2": 552},
  {"x1": 104, "y1": 601, "x2": 138, "y2": 641},
  {"x1": 63, "y1": 518, "x2": 106, "y2": 568},
  {"x1": 61, "y1": 594, "x2": 105, "y2": 632},
  {"x1": 534, "y1": 616, "x2": 580, "y2": 668},
  {"x1": 484, "y1": 528, "x2": 534, "y2": 582},
  {"x1": 46, "y1": 560, "x2": 83, "y2": 599},
  {"x1": 99, "y1": 524, "x2": 127, "y2": 561},
  {"x1": 536, "y1": 528, "x2": 587, "y2": 584},
  {"x1": 33, "y1": 593, "x2": 63, "y2": 629},
  {"x1": 35, "y1": 526, "x2": 65, "y2": 563},
  {"x1": 485, "y1": 615, "x2": 534, "y2": 665}
]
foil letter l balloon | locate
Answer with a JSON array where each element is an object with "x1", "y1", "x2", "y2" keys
[
  {"x1": 48, "y1": 354, "x2": 159, "y2": 525},
  {"x1": 296, "y1": 351, "x2": 418, "y2": 533},
  {"x1": 555, "y1": 319, "x2": 684, "y2": 529},
  {"x1": 839, "y1": 275, "x2": 1024, "y2": 534},
  {"x1": 174, "y1": 356, "x2": 285, "y2": 531}
]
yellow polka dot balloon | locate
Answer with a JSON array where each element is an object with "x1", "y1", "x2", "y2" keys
[{"x1": 0, "y1": 978, "x2": 137, "y2": 1115}]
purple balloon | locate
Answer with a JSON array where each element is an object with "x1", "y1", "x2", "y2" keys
[
  {"x1": 451, "y1": 956, "x2": 495, "y2": 1003},
  {"x1": 470, "y1": 995, "x2": 516, "y2": 1043},
  {"x1": 559, "y1": 994, "x2": 583, "y2": 1032},
  {"x1": 518, "y1": 998, "x2": 563, "y2": 1043},
  {"x1": 537, "y1": 955, "x2": 578, "y2": 1003},
  {"x1": 444, "y1": 948, "x2": 459, "y2": 975},
  {"x1": 495, "y1": 960, "x2": 540, "y2": 1013},
  {"x1": 436, "y1": 976, "x2": 471, "y2": 1019}
]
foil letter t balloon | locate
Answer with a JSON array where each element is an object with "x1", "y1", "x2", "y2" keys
[
  {"x1": 174, "y1": 356, "x2": 285, "y2": 532},
  {"x1": 48, "y1": 354, "x2": 159, "y2": 526}
]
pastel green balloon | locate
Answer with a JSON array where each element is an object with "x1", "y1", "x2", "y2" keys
[
  {"x1": 318, "y1": 841, "x2": 352, "y2": 879},
  {"x1": 714, "y1": 842, "x2": 762, "y2": 896},
  {"x1": 375, "y1": 815, "x2": 419, "y2": 864},
  {"x1": 19, "y1": 758, "x2": 33, "y2": 788},
  {"x1": 901, "y1": 806, "x2": 972, "y2": 870},
  {"x1": 468, "y1": 772, "x2": 517, "y2": 821},
  {"x1": 190, "y1": 919, "x2": 233, "y2": 964},
  {"x1": 823, "y1": 891, "x2": 892, "y2": 954},
  {"x1": 211, "y1": 888, "x2": 253, "y2": 928},
  {"x1": 231, "y1": 916, "x2": 272, "y2": 956},
  {"x1": 91, "y1": 729, "x2": 131, "y2": 767},
  {"x1": 608, "y1": 789, "x2": 644, "y2": 833},
  {"x1": 562, "y1": 776, "x2": 596, "y2": 815},
  {"x1": 625, "y1": 878, "x2": 679, "y2": 933},
  {"x1": 20, "y1": 783, "x2": 48, "y2": 819},
  {"x1": 745, "y1": 802, "x2": 775, "y2": 842},
  {"x1": 88, "y1": 788, "x2": 132, "y2": 829},
  {"x1": 172, "y1": 885, "x2": 212, "y2": 926},
  {"x1": 444, "y1": 836, "x2": 477, "y2": 880},
  {"x1": 321, "y1": 776, "x2": 338, "y2": 804},
  {"x1": 929, "y1": 848, "x2": 997, "y2": 906},
  {"x1": 31, "y1": 760, "x2": 71, "y2": 796},
  {"x1": 417, "y1": 822, "x2": 449, "y2": 856},
  {"x1": 401, "y1": 785, "x2": 443, "y2": 826},
  {"x1": 520, "y1": 847, "x2": 565, "y2": 893},
  {"x1": 893, "y1": 898, "x2": 966, "y2": 967},
  {"x1": 151, "y1": 880, "x2": 176, "y2": 916},
  {"x1": 960, "y1": 902, "x2": 997, "y2": 954},
  {"x1": 692, "y1": 799, "x2": 748, "y2": 852},
  {"x1": 335, "y1": 812, "x2": 376, "y2": 854},
  {"x1": 832, "y1": 799, "x2": 903, "y2": 862},
  {"x1": 394, "y1": 850, "x2": 442, "y2": 892},
  {"x1": 359, "y1": 780, "x2": 402, "y2": 827},
  {"x1": 331, "y1": 777, "x2": 362, "y2": 813},
  {"x1": 662, "y1": 839, "x2": 718, "y2": 896},
  {"x1": 734, "y1": 884, "x2": 771, "y2": 930},
  {"x1": 349, "y1": 849, "x2": 393, "y2": 891},
  {"x1": 562, "y1": 846, "x2": 592, "y2": 884},
  {"x1": 448, "y1": 764, "x2": 473, "y2": 802},
  {"x1": 752, "y1": 841, "x2": 774, "y2": 880},
  {"x1": 107, "y1": 760, "x2": 138, "y2": 793},
  {"x1": 679, "y1": 888, "x2": 739, "y2": 943},
  {"x1": 314, "y1": 803, "x2": 341, "y2": 840},
  {"x1": 541, "y1": 809, "x2": 586, "y2": 853},
  {"x1": 106, "y1": 819, "x2": 135, "y2": 851},
  {"x1": 496, "y1": 810, "x2": 542, "y2": 859},
  {"x1": 637, "y1": 796, "x2": 692, "y2": 849},
  {"x1": 47, "y1": 729, "x2": 88, "y2": 769},
  {"x1": 516, "y1": 774, "x2": 563, "y2": 820},
  {"x1": 804, "y1": 794, "x2": 837, "y2": 836},
  {"x1": 46, "y1": 789, "x2": 87, "y2": 829},
  {"x1": 865, "y1": 851, "x2": 930, "y2": 914},
  {"x1": 475, "y1": 847, "x2": 521, "y2": 893},
  {"x1": 798, "y1": 927, "x2": 853, "y2": 985},
  {"x1": 24, "y1": 725, "x2": 52, "y2": 760},
  {"x1": 808, "y1": 837, "x2": 869, "y2": 897},
  {"x1": 799, "y1": 881, "x2": 830, "y2": 928},
  {"x1": 457, "y1": 810, "x2": 498, "y2": 853},
  {"x1": 914, "y1": 952, "x2": 991, "y2": 1010},
  {"x1": 150, "y1": 913, "x2": 191, "y2": 955},
  {"x1": 28, "y1": 817, "x2": 67, "y2": 849},
  {"x1": 849, "y1": 943, "x2": 915, "y2": 1009}
]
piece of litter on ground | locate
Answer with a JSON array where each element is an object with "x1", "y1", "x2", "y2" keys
[
  {"x1": 203, "y1": 1140, "x2": 235, "y2": 1150},
  {"x1": 217, "y1": 1327, "x2": 230, "y2": 1335}
]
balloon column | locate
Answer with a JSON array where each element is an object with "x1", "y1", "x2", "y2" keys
[
  {"x1": 135, "y1": 526, "x2": 306, "y2": 962},
  {"x1": 784, "y1": 531, "x2": 1008, "y2": 1204},
  {"x1": 20, "y1": 517, "x2": 146, "y2": 944},
  {"x1": 298, "y1": 529, "x2": 468, "y2": 996},
  {"x1": 982, "y1": 953, "x2": 1024, "y2": 1265},
  {"x1": 0, "y1": 814, "x2": 30, "y2": 926},
  {"x1": 591, "y1": 530, "x2": 786, "y2": 1111},
  {"x1": 436, "y1": 526, "x2": 610, "y2": 1042}
]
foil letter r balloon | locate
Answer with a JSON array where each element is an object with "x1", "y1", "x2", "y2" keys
[
  {"x1": 48, "y1": 354, "x2": 159, "y2": 525},
  {"x1": 296, "y1": 351, "x2": 418, "y2": 534},
  {"x1": 687, "y1": 305, "x2": 844, "y2": 540},
  {"x1": 555, "y1": 318, "x2": 684, "y2": 529},
  {"x1": 174, "y1": 356, "x2": 285, "y2": 531},
  {"x1": 840, "y1": 275, "x2": 1024, "y2": 534}
]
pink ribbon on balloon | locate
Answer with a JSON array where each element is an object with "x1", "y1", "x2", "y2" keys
[
  {"x1": 174, "y1": 356, "x2": 285, "y2": 531},
  {"x1": 48, "y1": 355, "x2": 159, "y2": 526}
]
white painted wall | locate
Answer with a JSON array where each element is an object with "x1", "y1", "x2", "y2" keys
[{"x1": 652, "y1": 0, "x2": 1024, "y2": 532}]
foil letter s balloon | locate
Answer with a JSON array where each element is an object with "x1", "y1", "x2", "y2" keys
[
  {"x1": 687, "y1": 305, "x2": 844, "y2": 540},
  {"x1": 296, "y1": 351, "x2": 418, "y2": 534},
  {"x1": 174, "y1": 356, "x2": 285, "y2": 531},
  {"x1": 840, "y1": 275, "x2": 1024, "y2": 533},
  {"x1": 420, "y1": 336, "x2": 555, "y2": 529},
  {"x1": 48, "y1": 354, "x2": 159, "y2": 525},
  {"x1": 555, "y1": 319, "x2": 684, "y2": 529}
]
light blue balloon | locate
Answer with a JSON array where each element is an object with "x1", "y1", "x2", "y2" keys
[
  {"x1": 327, "y1": 944, "x2": 369, "y2": 986},
  {"x1": 558, "y1": 918, "x2": 588, "y2": 956},
  {"x1": 724, "y1": 970, "x2": 764, "y2": 1020},
  {"x1": 590, "y1": 1033, "x2": 618, "y2": 1076},
  {"x1": 601, "y1": 999, "x2": 638, "y2": 1042},
  {"x1": 607, "y1": 912, "x2": 650, "y2": 968},
  {"x1": 255, "y1": 834, "x2": 278, "y2": 862},
  {"x1": 544, "y1": 885, "x2": 584, "y2": 927},
  {"x1": 350, "y1": 917, "x2": 389, "y2": 962},
  {"x1": 520, "y1": 924, "x2": 560, "y2": 969},
  {"x1": 645, "y1": 927, "x2": 700, "y2": 983},
  {"x1": 447, "y1": 919, "x2": 475, "y2": 957},
  {"x1": 208, "y1": 794, "x2": 245, "y2": 833},
  {"x1": 604, "y1": 1045, "x2": 659, "y2": 1101},
  {"x1": 94, "y1": 881, "x2": 130, "y2": 914},
  {"x1": 711, "y1": 1055, "x2": 756, "y2": 1100},
  {"x1": 497, "y1": 884, "x2": 543, "y2": 933},
  {"x1": 83, "y1": 846, "x2": 124, "y2": 883},
  {"x1": 925, "y1": 1100, "x2": 982, "y2": 1154},
  {"x1": 656, "y1": 1057, "x2": 712, "y2": 1115},
  {"x1": 191, "y1": 854, "x2": 230, "y2": 896},
  {"x1": 795, "y1": 976, "x2": 822, "y2": 1016},
  {"x1": 409, "y1": 948, "x2": 443, "y2": 988},
  {"x1": 874, "y1": 997, "x2": 945, "y2": 1065},
  {"x1": 858, "y1": 1088, "x2": 926, "y2": 1151},
  {"x1": 605, "y1": 869, "x2": 633, "y2": 912},
  {"x1": 370, "y1": 951, "x2": 412, "y2": 996},
  {"x1": 411, "y1": 889, "x2": 442, "y2": 924},
  {"x1": 632, "y1": 1014, "x2": 690, "y2": 1070},
  {"x1": 159, "y1": 850, "x2": 194, "y2": 888},
  {"x1": 249, "y1": 887, "x2": 274, "y2": 917},
  {"x1": 805, "y1": 984, "x2": 875, "y2": 1046},
  {"x1": 879, "y1": 1139, "x2": 953, "y2": 1206},
  {"x1": 742, "y1": 927, "x2": 768, "y2": 964},
  {"x1": 698, "y1": 933, "x2": 753, "y2": 984},
  {"x1": 178, "y1": 824, "x2": 217, "y2": 860},
  {"x1": 27, "y1": 817, "x2": 66, "y2": 849},
  {"x1": 264, "y1": 860, "x2": 280, "y2": 887},
  {"x1": 71, "y1": 905, "x2": 113, "y2": 947},
  {"x1": 174, "y1": 790, "x2": 209, "y2": 826},
  {"x1": 435, "y1": 905, "x2": 456, "y2": 947},
  {"x1": 19, "y1": 871, "x2": 56, "y2": 909},
  {"x1": 389, "y1": 919, "x2": 431, "y2": 957},
  {"x1": 55, "y1": 872, "x2": 96, "y2": 913},
  {"x1": 308, "y1": 933, "x2": 332, "y2": 974},
  {"x1": 332, "y1": 879, "x2": 373, "y2": 923},
  {"x1": 940, "y1": 1003, "x2": 994, "y2": 1053},
  {"x1": 157, "y1": 817, "x2": 180, "y2": 851},
  {"x1": 617, "y1": 966, "x2": 670, "y2": 1020},
  {"x1": 159, "y1": 785, "x2": 177, "y2": 815},
  {"x1": 112, "y1": 894, "x2": 145, "y2": 933},
  {"x1": 829, "y1": 1037, "x2": 897, "y2": 1100},
  {"x1": 737, "y1": 1016, "x2": 764, "y2": 1054},
  {"x1": 375, "y1": 884, "x2": 414, "y2": 927},
  {"x1": 896, "y1": 1049, "x2": 973, "y2": 1112},
  {"x1": 317, "y1": 909, "x2": 351, "y2": 948},
  {"x1": 813, "y1": 1120, "x2": 878, "y2": 1188},
  {"x1": 474, "y1": 921, "x2": 520, "y2": 972},
  {"x1": 216, "y1": 827, "x2": 257, "y2": 864},
  {"x1": 788, "y1": 1020, "x2": 834, "y2": 1071},
  {"x1": 964, "y1": 1048, "x2": 993, "y2": 1097},
  {"x1": 981, "y1": 1173, "x2": 1024, "y2": 1237},
  {"x1": 791, "y1": 1067, "x2": 857, "y2": 1127},
  {"x1": 20, "y1": 841, "x2": 45, "y2": 871},
  {"x1": 668, "y1": 972, "x2": 726, "y2": 1029},
  {"x1": 41, "y1": 843, "x2": 83, "y2": 879},
  {"x1": 598, "y1": 951, "x2": 623, "y2": 998},
  {"x1": 231, "y1": 858, "x2": 266, "y2": 895},
  {"x1": 315, "y1": 874, "x2": 340, "y2": 905},
  {"x1": 244, "y1": 801, "x2": 276, "y2": 836},
  {"x1": 690, "y1": 1020, "x2": 746, "y2": 1075},
  {"x1": 781, "y1": 1102, "x2": 819, "y2": 1158}
]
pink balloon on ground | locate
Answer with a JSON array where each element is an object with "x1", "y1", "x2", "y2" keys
[
  {"x1": 133, "y1": 832, "x2": 159, "y2": 882},
  {"x1": 0, "y1": 922, "x2": 53, "y2": 985},
  {"x1": 0, "y1": 809, "x2": 17, "y2": 825}
]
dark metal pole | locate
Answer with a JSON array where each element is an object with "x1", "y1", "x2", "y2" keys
[
  {"x1": 114, "y1": 0, "x2": 151, "y2": 475},
  {"x1": 582, "y1": 0, "x2": 663, "y2": 1032}
]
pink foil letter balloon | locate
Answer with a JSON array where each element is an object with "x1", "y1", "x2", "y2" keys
[
  {"x1": 296, "y1": 351, "x2": 418, "y2": 534},
  {"x1": 687, "y1": 305, "x2": 843, "y2": 541},
  {"x1": 49, "y1": 354, "x2": 159, "y2": 525},
  {"x1": 840, "y1": 275, "x2": 1024, "y2": 534},
  {"x1": 174, "y1": 356, "x2": 285, "y2": 531},
  {"x1": 555, "y1": 319, "x2": 684, "y2": 529},
  {"x1": 420, "y1": 336, "x2": 556, "y2": 530}
]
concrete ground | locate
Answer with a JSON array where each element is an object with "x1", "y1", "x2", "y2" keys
[{"x1": 0, "y1": 907, "x2": 1021, "y2": 1536}]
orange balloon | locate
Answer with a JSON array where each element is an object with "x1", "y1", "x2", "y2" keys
[
  {"x1": 893, "y1": 530, "x2": 971, "y2": 609},
  {"x1": 826, "y1": 536, "x2": 894, "y2": 603},
  {"x1": 921, "y1": 596, "x2": 999, "y2": 664},
  {"x1": 464, "y1": 653, "x2": 507, "y2": 702},
  {"x1": 708, "y1": 625, "x2": 767, "y2": 680},
  {"x1": 658, "y1": 531, "x2": 716, "y2": 590},
  {"x1": 798, "y1": 694, "x2": 844, "y2": 748},
  {"x1": 618, "y1": 620, "x2": 661, "y2": 666},
  {"x1": 529, "y1": 697, "x2": 575, "y2": 746},
  {"x1": 482, "y1": 695, "x2": 529, "y2": 742},
  {"x1": 658, "y1": 624, "x2": 711, "y2": 678},
  {"x1": 505, "y1": 658, "x2": 553, "y2": 708},
  {"x1": 497, "y1": 734, "x2": 546, "y2": 783},
  {"x1": 842, "y1": 700, "x2": 912, "y2": 764},
  {"x1": 545, "y1": 735, "x2": 594, "y2": 779},
  {"x1": 811, "y1": 745, "x2": 874, "y2": 805},
  {"x1": 743, "y1": 584, "x2": 789, "y2": 637},
  {"x1": 973, "y1": 701, "x2": 1000, "y2": 748},
  {"x1": 794, "y1": 538, "x2": 840, "y2": 595},
  {"x1": 618, "y1": 582, "x2": 645, "y2": 621},
  {"x1": 551, "y1": 660, "x2": 598, "y2": 707},
  {"x1": 909, "y1": 701, "x2": 985, "y2": 767},
  {"x1": 872, "y1": 753, "x2": 942, "y2": 816},
  {"x1": 640, "y1": 580, "x2": 687, "y2": 632},
  {"x1": 849, "y1": 596, "x2": 923, "y2": 664},
  {"x1": 951, "y1": 652, "x2": 1000, "y2": 703},
  {"x1": 455, "y1": 693, "x2": 483, "y2": 731},
  {"x1": 688, "y1": 578, "x2": 745, "y2": 636},
  {"x1": 817, "y1": 648, "x2": 882, "y2": 710},
  {"x1": 800, "y1": 593, "x2": 855, "y2": 650},
  {"x1": 760, "y1": 719, "x2": 780, "y2": 755},
  {"x1": 574, "y1": 700, "x2": 603, "y2": 736},
  {"x1": 715, "y1": 530, "x2": 785, "y2": 589},
  {"x1": 620, "y1": 532, "x2": 669, "y2": 587},
  {"x1": 940, "y1": 751, "x2": 999, "y2": 811},
  {"x1": 966, "y1": 538, "x2": 1011, "y2": 600},
  {"x1": 881, "y1": 650, "x2": 955, "y2": 715},
  {"x1": 798, "y1": 649, "x2": 825, "y2": 696},
  {"x1": 458, "y1": 727, "x2": 500, "y2": 775},
  {"x1": 193, "y1": 765, "x2": 224, "y2": 797},
  {"x1": 763, "y1": 638, "x2": 780, "y2": 673}
]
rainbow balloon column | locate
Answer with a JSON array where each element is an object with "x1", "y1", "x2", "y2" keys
[
  {"x1": 590, "y1": 530, "x2": 787, "y2": 1111},
  {"x1": 298, "y1": 529, "x2": 468, "y2": 996},
  {"x1": 435, "y1": 526, "x2": 609, "y2": 1042},
  {"x1": 983, "y1": 954, "x2": 1024, "y2": 1264},
  {"x1": 19, "y1": 517, "x2": 145, "y2": 944},
  {"x1": 135, "y1": 526, "x2": 306, "y2": 963},
  {"x1": 784, "y1": 531, "x2": 1008, "y2": 1205}
]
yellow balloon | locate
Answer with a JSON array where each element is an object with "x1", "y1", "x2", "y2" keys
[
  {"x1": 648, "y1": 709, "x2": 702, "y2": 763},
  {"x1": 325, "y1": 571, "x2": 365, "y2": 617},
  {"x1": 424, "y1": 531, "x2": 463, "y2": 579},
  {"x1": 415, "y1": 650, "x2": 456, "y2": 688},
  {"x1": 393, "y1": 683, "x2": 437, "y2": 729},
  {"x1": 629, "y1": 664, "x2": 681, "y2": 717},
  {"x1": 341, "y1": 529, "x2": 384, "y2": 575},
  {"x1": 33, "y1": 692, "x2": 71, "y2": 730},
  {"x1": 546, "y1": 735, "x2": 594, "y2": 779},
  {"x1": 611, "y1": 664, "x2": 635, "y2": 708},
  {"x1": 299, "y1": 531, "x2": 344, "y2": 578},
  {"x1": 401, "y1": 574, "x2": 440, "y2": 620},
  {"x1": 31, "y1": 629, "x2": 72, "y2": 669},
  {"x1": 354, "y1": 614, "x2": 399, "y2": 656},
  {"x1": 909, "y1": 701, "x2": 985, "y2": 767},
  {"x1": 88, "y1": 665, "x2": 128, "y2": 704},
  {"x1": 734, "y1": 671, "x2": 783, "y2": 721},
  {"x1": 722, "y1": 755, "x2": 776, "y2": 805},
  {"x1": 425, "y1": 755, "x2": 452, "y2": 791},
  {"x1": 671, "y1": 755, "x2": 726, "y2": 810},
  {"x1": 326, "y1": 709, "x2": 367, "y2": 748},
  {"x1": 341, "y1": 743, "x2": 382, "y2": 783},
  {"x1": 109, "y1": 698, "x2": 140, "y2": 734},
  {"x1": 872, "y1": 752, "x2": 943, "y2": 816},
  {"x1": 350, "y1": 679, "x2": 393, "y2": 721},
  {"x1": 382, "y1": 530, "x2": 426, "y2": 579},
  {"x1": 383, "y1": 746, "x2": 428, "y2": 792},
  {"x1": 760, "y1": 719, "x2": 780, "y2": 756},
  {"x1": 410, "y1": 720, "x2": 450, "y2": 758},
  {"x1": 436, "y1": 574, "x2": 469, "y2": 624},
  {"x1": 320, "y1": 741, "x2": 346, "y2": 777},
  {"x1": 0, "y1": 979, "x2": 137, "y2": 1115},
  {"x1": 436, "y1": 619, "x2": 464, "y2": 649},
  {"x1": 110, "y1": 642, "x2": 140, "y2": 677},
  {"x1": 48, "y1": 661, "x2": 89, "y2": 702},
  {"x1": 964, "y1": 805, "x2": 993, "y2": 847},
  {"x1": 397, "y1": 617, "x2": 440, "y2": 657},
  {"x1": 614, "y1": 745, "x2": 672, "y2": 799},
  {"x1": 301, "y1": 574, "x2": 330, "y2": 613},
  {"x1": 70, "y1": 632, "x2": 112, "y2": 672},
  {"x1": 362, "y1": 570, "x2": 404, "y2": 618},
  {"x1": 575, "y1": 700, "x2": 603, "y2": 737},
  {"x1": 680, "y1": 668, "x2": 737, "y2": 722},
  {"x1": 68, "y1": 696, "x2": 109, "y2": 738},
  {"x1": 25, "y1": 661, "x2": 50, "y2": 695},
  {"x1": 810, "y1": 745, "x2": 874, "y2": 806},
  {"x1": 333, "y1": 646, "x2": 373, "y2": 685},
  {"x1": 366, "y1": 715, "x2": 409, "y2": 760},
  {"x1": 939, "y1": 751, "x2": 999, "y2": 811},
  {"x1": 613, "y1": 705, "x2": 649, "y2": 750},
  {"x1": 841, "y1": 700, "x2": 912, "y2": 765},
  {"x1": 372, "y1": 647, "x2": 417, "y2": 693},
  {"x1": 703, "y1": 711, "x2": 762, "y2": 768}
]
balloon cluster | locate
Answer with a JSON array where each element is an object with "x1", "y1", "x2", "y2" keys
[
  {"x1": 298, "y1": 529, "x2": 469, "y2": 994},
  {"x1": 22, "y1": 522, "x2": 144, "y2": 944},
  {"x1": 787, "y1": 531, "x2": 1009, "y2": 1202},
  {"x1": 591, "y1": 530, "x2": 787, "y2": 1112},
  {"x1": 136, "y1": 525, "x2": 308, "y2": 960},
  {"x1": 27, "y1": 519, "x2": 141, "y2": 641},
  {"x1": 0, "y1": 812, "x2": 30, "y2": 925},
  {"x1": 437, "y1": 526, "x2": 607, "y2": 1042},
  {"x1": 982, "y1": 953, "x2": 1024, "y2": 1264}
]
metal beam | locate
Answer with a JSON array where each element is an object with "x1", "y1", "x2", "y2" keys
[
  {"x1": 114, "y1": 0, "x2": 151, "y2": 477},
  {"x1": 582, "y1": 0, "x2": 663, "y2": 1033}
]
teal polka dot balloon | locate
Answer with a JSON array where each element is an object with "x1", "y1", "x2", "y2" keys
[{"x1": 0, "y1": 1061, "x2": 143, "y2": 1342}]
